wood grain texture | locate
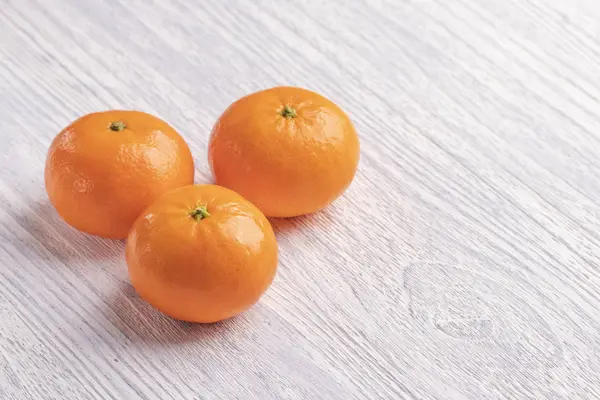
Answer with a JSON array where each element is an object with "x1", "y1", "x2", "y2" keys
[{"x1": 1, "y1": 0, "x2": 599, "y2": 398}]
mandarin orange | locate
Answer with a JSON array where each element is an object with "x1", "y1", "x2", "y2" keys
[
  {"x1": 126, "y1": 184, "x2": 278, "y2": 323},
  {"x1": 45, "y1": 110, "x2": 194, "y2": 239},
  {"x1": 208, "y1": 86, "x2": 360, "y2": 217}
]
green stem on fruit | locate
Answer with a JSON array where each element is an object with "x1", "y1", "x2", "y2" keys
[
  {"x1": 189, "y1": 205, "x2": 211, "y2": 221},
  {"x1": 280, "y1": 105, "x2": 297, "y2": 119},
  {"x1": 109, "y1": 121, "x2": 127, "y2": 132}
]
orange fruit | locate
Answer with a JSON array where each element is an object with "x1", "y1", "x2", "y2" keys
[
  {"x1": 208, "y1": 86, "x2": 360, "y2": 218},
  {"x1": 126, "y1": 184, "x2": 278, "y2": 323},
  {"x1": 45, "y1": 110, "x2": 194, "y2": 239}
]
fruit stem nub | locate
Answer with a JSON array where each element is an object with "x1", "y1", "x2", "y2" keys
[
  {"x1": 281, "y1": 105, "x2": 297, "y2": 119},
  {"x1": 109, "y1": 121, "x2": 127, "y2": 131},
  {"x1": 189, "y1": 205, "x2": 211, "y2": 221}
]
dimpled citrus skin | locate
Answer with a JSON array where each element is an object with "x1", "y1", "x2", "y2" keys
[
  {"x1": 45, "y1": 110, "x2": 194, "y2": 239},
  {"x1": 126, "y1": 184, "x2": 278, "y2": 323},
  {"x1": 208, "y1": 86, "x2": 360, "y2": 218}
]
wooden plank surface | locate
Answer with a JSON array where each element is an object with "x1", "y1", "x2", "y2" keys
[{"x1": 1, "y1": 0, "x2": 599, "y2": 398}]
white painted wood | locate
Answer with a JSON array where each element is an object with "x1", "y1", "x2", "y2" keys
[{"x1": 1, "y1": 0, "x2": 599, "y2": 398}]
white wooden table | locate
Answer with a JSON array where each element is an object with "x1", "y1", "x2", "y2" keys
[{"x1": 1, "y1": 0, "x2": 599, "y2": 399}]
